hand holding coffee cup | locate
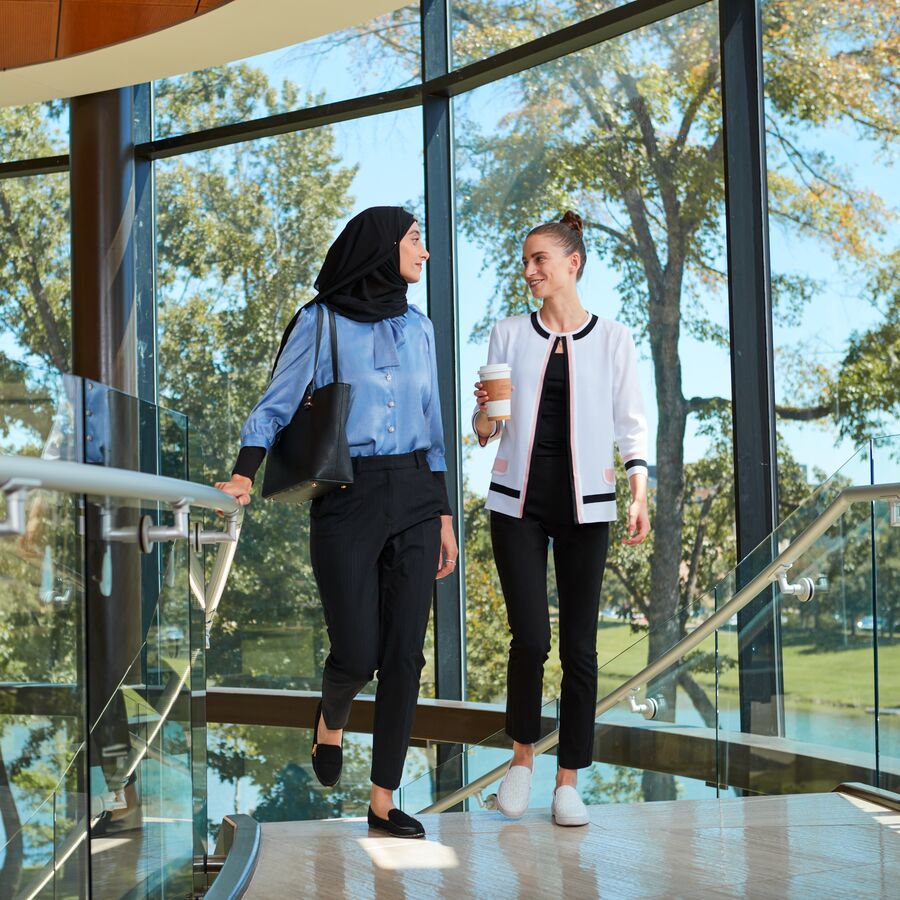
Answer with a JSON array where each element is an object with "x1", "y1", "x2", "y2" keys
[{"x1": 477, "y1": 363, "x2": 513, "y2": 421}]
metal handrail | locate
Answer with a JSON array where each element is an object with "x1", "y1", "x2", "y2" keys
[
  {"x1": 423, "y1": 481, "x2": 900, "y2": 813},
  {"x1": 0, "y1": 454, "x2": 240, "y2": 514},
  {"x1": 0, "y1": 453, "x2": 245, "y2": 898},
  {"x1": 0, "y1": 452, "x2": 244, "y2": 643}
]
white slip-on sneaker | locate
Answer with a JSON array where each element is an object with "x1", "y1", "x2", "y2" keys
[
  {"x1": 551, "y1": 785, "x2": 589, "y2": 827},
  {"x1": 496, "y1": 764, "x2": 533, "y2": 818}
]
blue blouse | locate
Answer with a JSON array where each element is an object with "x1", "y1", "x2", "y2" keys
[{"x1": 239, "y1": 304, "x2": 447, "y2": 473}]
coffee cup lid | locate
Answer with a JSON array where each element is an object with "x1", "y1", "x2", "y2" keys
[{"x1": 479, "y1": 363, "x2": 511, "y2": 376}]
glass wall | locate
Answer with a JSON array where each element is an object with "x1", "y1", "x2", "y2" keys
[
  {"x1": 450, "y1": 0, "x2": 628, "y2": 68},
  {"x1": 155, "y1": 100, "x2": 427, "y2": 699},
  {"x1": 455, "y1": 1, "x2": 733, "y2": 801},
  {"x1": 3, "y1": 0, "x2": 899, "y2": 836},
  {"x1": 762, "y1": 0, "x2": 900, "y2": 775},
  {"x1": 154, "y1": 5, "x2": 421, "y2": 138}
]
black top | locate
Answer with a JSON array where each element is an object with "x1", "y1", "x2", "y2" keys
[{"x1": 533, "y1": 337, "x2": 569, "y2": 458}]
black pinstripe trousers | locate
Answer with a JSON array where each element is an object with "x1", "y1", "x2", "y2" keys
[{"x1": 309, "y1": 450, "x2": 443, "y2": 790}]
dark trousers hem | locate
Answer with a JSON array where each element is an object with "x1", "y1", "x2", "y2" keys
[{"x1": 310, "y1": 453, "x2": 443, "y2": 791}]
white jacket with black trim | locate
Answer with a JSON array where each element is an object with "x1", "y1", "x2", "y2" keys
[{"x1": 473, "y1": 309, "x2": 649, "y2": 523}]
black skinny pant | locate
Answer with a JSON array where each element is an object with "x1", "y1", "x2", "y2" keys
[
  {"x1": 491, "y1": 455, "x2": 610, "y2": 770},
  {"x1": 309, "y1": 450, "x2": 443, "y2": 790}
]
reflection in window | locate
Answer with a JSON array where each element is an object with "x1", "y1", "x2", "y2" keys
[
  {"x1": 763, "y1": 0, "x2": 899, "y2": 766},
  {"x1": 454, "y1": 2, "x2": 732, "y2": 802},
  {"x1": 764, "y1": 0, "x2": 900, "y2": 497},
  {"x1": 155, "y1": 84, "x2": 427, "y2": 694},
  {"x1": 0, "y1": 101, "x2": 68, "y2": 161},
  {"x1": 451, "y1": 0, "x2": 624, "y2": 68},
  {"x1": 154, "y1": 5, "x2": 420, "y2": 138}
]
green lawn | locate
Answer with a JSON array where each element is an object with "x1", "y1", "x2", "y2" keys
[{"x1": 591, "y1": 622, "x2": 900, "y2": 712}]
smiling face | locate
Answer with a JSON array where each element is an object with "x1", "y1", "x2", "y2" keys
[
  {"x1": 398, "y1": 220, "x2": 429, "y2": 283},
  {"x1": 522, "y1": 234, "x2": 581, "y2": 299}
]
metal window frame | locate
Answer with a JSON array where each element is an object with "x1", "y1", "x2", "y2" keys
[{"x1": 719, "y1": 0, "x2": 782, "y2": 738}]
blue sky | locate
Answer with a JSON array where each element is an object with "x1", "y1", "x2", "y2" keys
[
  {"x1": 7, "y1": 8, "x2": 894, "y2": 493},
  {"x1": 213, "y1": 20, "x2": 898, "y2": 500}
]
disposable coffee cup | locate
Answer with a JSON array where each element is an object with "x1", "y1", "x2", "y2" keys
[{"x1": 479, "y1": 363, "x2": 512, "y2": 421}]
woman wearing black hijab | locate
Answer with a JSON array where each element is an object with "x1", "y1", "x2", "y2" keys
[{"x1": 216, "y1": 207, "x2": 458, "y2": 838}]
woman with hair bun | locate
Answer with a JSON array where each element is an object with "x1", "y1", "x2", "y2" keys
[{"x1": 473, "y1": 211, "x2": 650, "y2": 827}]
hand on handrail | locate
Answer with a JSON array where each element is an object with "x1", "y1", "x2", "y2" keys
[{"x1": 213, "y1": 474, "x2": 253, "y2": 512}]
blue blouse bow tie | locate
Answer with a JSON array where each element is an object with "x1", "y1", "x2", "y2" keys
[{"x1": 373, "y1": 315, "x2": 408, "y2": 369}]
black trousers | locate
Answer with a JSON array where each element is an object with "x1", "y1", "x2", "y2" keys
[
  {"x1": 491, "y1": 455, "x2": 610, "y2": 770},
  {"x1": 309, "y1": 450, "x2": 443, "y2": 790}
]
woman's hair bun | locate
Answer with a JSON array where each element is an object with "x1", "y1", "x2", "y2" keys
[{"x1": 560, "y1": 210, "x2": 584, "y2": 234}]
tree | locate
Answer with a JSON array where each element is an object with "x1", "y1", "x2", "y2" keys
[
  {"x1": 343, "y1": 0, "x2": 899, "y2": 799},
  {"x1": 154, "y1": 65, "x2": 356, "y2": 693}
]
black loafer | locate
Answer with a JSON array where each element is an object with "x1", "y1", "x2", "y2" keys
[
  {"x1": 311, "y1": 701, "x2": 342, "y2": 787},
  {"x1": 367, "y1": 806, "x2": 425, "y2": 839}
]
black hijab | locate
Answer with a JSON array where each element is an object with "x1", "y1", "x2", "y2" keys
[{"x1": 314, "y1": 206, "x2": 416, "y2": 323}]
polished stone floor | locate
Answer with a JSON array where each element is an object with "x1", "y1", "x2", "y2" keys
[{"x1": 243, "y1": 791, "x2": 900, "y2": 898}]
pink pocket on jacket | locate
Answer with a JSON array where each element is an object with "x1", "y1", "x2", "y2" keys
[
  {"x1": 493, "y1": 458, "x2": 509, "y2": 475},
  {"x1": 603, "y1": 467, "x2": 616, "y2": 484}
]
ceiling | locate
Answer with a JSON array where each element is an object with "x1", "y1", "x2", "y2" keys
[
  {"x1": 0, "y1": 0, "x2": 403, "y2": 107},
  {"x1": 0, "y1": 1, "x2": 233, "y2": 70}
]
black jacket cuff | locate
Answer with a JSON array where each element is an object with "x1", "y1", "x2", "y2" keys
[{"x1": 231, "y1": 446, "x2": 266, "y2": 482}]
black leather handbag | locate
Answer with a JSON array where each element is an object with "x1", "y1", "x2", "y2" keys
[{"x1": 261, "y1": 304, "x2": 353, "y2": 502}]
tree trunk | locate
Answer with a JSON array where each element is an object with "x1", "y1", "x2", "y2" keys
[
  {"x1": 643, "y1": 272, "x2": 687, "y2": 802},
  {"x1": 0, "y1": 743, "x2": 23, "y2": 896}
]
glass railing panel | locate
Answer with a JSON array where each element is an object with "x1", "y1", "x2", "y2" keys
[
  {"x1": 731, "y1": 442, "x2": 873, "y2": 595},
  {"x1": 205, "y1": 723, "x2": 433, "y2": 830},
  {"x1": 872, "y1": 479, "x2": 900, "y2": 793},
  {"x1": 0, "y1": 480, "x2": 86, "y2": 896},
  {"x1": 397, "y1": 698, "x2": 559, "y2": 814},
  {"x1": 0, "y1": 369, "x2": 224, "y2": 895},
  {"x1": 82, "y1": 380, "x2": 197, "y2": 898},
  {"x1": 715, "y1": 497, "x2": 886, "y2": 795},
  {"x1": 85, "y1": 506, "x2": 196, "y2": 897},
  {"x1": 9, "y1": 746, "x2": 88, "y2": 900},
  {"x1": 0, "y1": 364, "x2": 78, "y2": 462},
  {"x1": 593, "y1": 608, "x2": 721, "y2": 803}
]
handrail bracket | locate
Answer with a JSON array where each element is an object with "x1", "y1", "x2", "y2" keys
[
  {"x1": 193, "y1": 510, "x2": 240, "y2": 552},
  {"x1": 102, "y1": 502, "x2": 192, "y2": 553},
  {"x1": 0, "y1": 477, "x2": 41, "y2": 537},
  {"x1": 776, "y1": 564, "x2": 816, "y2": 603}
]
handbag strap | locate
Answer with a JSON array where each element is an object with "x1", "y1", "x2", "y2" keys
[
  {"x1": 312, "y1": 303, "x2": 324, "y2": 378},
  {"x1": 327, "y1": 308, "x2": 340, "y2": 383},
  {"x1": 271, "y1": 301, "x2": 340, "y2": 387}
]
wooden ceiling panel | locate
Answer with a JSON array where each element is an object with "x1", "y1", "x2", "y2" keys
[
  {"x1": 0, "y1": 0, "x2": 236, "y2": 69},
  {"x1": 0, "y1": 1, "x2": 59, "y2": 70},
  {"x1": 59, "y1": 2, "x2": 193, "y2": 57}
]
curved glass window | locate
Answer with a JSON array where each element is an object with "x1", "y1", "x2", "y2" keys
[
  {"x1": 155, "y1": 103, "x2": 426, "y2": 694},
  {"x1": 154, "y1": 5, "x2": 421, "y2": 138},
  {"x1": 455, "y1": 3, "x2": 733, "y2": 805}
]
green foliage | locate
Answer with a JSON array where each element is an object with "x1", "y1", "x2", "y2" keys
[
  {"x1": 461, "y1": 491, "x2": 510, "y2": 702},
  {"x1": 154, "y1": 66, "x2": 357, "y2": 690},
  {"x1": 0, "y1": 1, "x2": 898, "y2": 819}
]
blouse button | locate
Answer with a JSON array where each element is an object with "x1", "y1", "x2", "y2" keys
[
  {"x1": 388, "y1": 425, "x2": 396, "y2": 433},
  {"x1": 385, "y1": 373, "x2": 392, "y2": 381},
  {"x1": 387, "y1": 400, "x2": 395, "y2": 408}
]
